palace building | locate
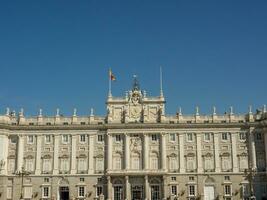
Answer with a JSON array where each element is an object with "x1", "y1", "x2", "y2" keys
[{"x1": 0, "y1": 77, "x2": 267, "y2": 200}]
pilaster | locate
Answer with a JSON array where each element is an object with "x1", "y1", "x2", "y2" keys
[
  {"x1": 71, "y1": 135, "x2": 77, "y2": 174},
  {"x1": 161, "y1": 133, "x2": 167, "y2": 170},
  {"x1": 249, "y1": 128, "x2": 257, "y2": 170},
  {"x1": 125, "y1": 176, "x2": 130, "y2": 200},
  {"x1": 53, "y1": 135, "x2": 59, "y2": 174},
  {"x1": 17, "y1": 135, "x2": 24, "y2": 171},
  {"x1": 107, "y1": 176, "x2": 112, "y2": 200},
  {"x1": 214, "y1": 133, "x2": 221, "y2": 172},
  {"x1": 196, "y1": 134, "x2": 203, "y2": 173},
  {"x1": 143, "y1": 134, "x2": 149, "y2": 170},
  {"x1": 124, "y1": 134, "x2": 130, "y2": 170},
  {"x1": 144, "y1": 175, "x2": 150, "y2": 200},
  {"x1": 0, "y1": 134, "x2": 9, "y2": 175},
  {"x1": 88, "y1": 134, "x2": 94, "y2": 174},
  {"x1": 35, "y1": 135, "x2": 42, "y2": 175},
  {"x1": 107, "y1": 133, "x2": 113, "y2": 171},
  {"x1": 179, "y1": 133, "x2": 185, "y2": 173},
  {"x1": 231, "y1": 132, "x2": 238, "y2": 172}
]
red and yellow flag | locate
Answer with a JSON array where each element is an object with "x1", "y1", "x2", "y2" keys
[{"x1": 109, "y1": 69, "x2": 116, "y2": 81}]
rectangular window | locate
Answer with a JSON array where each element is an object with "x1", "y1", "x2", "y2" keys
[
  {"x1": 62, "y1": 135, "x2": 69, "y2": 143},
  {"x1": 96, "y1": 158, "x2": 104, "y2": 172},
  {"x1": 115, "y1": 135, "x2": 121, "y2": 142},
  {"x1": 171, "y1": 185, "x2": 177, "y2": 195},
  {"x1": 80, "y1": 178, "x2": 85, "y2": 182},
  {"x1": 189, "y1": 176, "x2": 195, "y2": 181},
  {"x1": 96, "y1": 186, "x2": 103, "y2": 197},
  {"x1": 257, "y1": 133, "x2": 262, "y2": 140},
  {"x1": 151, "y1": 134, "x2": 158, "y2": 141},
  {"x1": 44, "y1": 178, "x2": 50, "y2": 183},
  {"x1": 189, "y1": 185, "x2": 195, "y2": 196},
  {"x1": 239, "y1": 132, "x2": 246, "y2": 140},
  {"x1": 222, "y1": 132, "x2": 228, "y2": 141},
  {"x1": 27, "y1": 135, "x2": 33, "y2": 144},
  {"x1": 98, "y1": 135, "x2": 103, "y2": 142},
  {"x1": 80, "y1": 135, "x2": 86, "y2": 142},
  {"x1": 45, "y1": 135, "x2": 51, "y2": 143},
  {"x1": 170, "y1": 133, "x2": 176, "y2": 142},
  {"x1": 43, "y1": 187, "x2": 50, "y2": 198},
  {"x1": 78, "y1": 186, "x2": 85, "y2": 197},
  {"x1": 187, "y1": 133, "x2": 193, "y2": 141},
  {"x1": 224, "y1": 176, "x2": 230, "y2": 181},
  {"x1": 204, "y1": 133, "x2": 211, "y2": 141},
  {"x1": 171, "y1": 177, "x2": 177, "y2": 181},
  {"x1": 224, "y1": 185, "x2": 231, "y2": 196}
]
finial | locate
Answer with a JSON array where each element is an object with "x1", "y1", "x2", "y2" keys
[
  {"x1": 56, "y1": 108, "x2": 60, "y2": 117},
  {"x1": 249, "y1": 105, "x2": 252, "y2": 114},
  {"x1": 178, "y1": 107, "x2": 182, "y2": 115},
  {"x1": 160, "y1": 66, "x2": 163, "y2": 97},
  {"x1": 230, "y1": 106, "x2": 234, "y2": 115},
  {"x1": 19, "y1": 108, "x2": 24, "y2": 117},
  {"x1": 11, "y1": 110, "x2": 16, "y2": 116},
  {"x1": 73, "y1": 108, "x2": 77, "y2": 117},
  {"x1": 90, "y1": 108, "x2": 94, "y2": 117},
  {"x1": 6, "y1": 107, "x2": 10, "y2": 116},
  {"x1": 196, "y1": 106, "x2": 199, "y2": 115},
  {"x1": 213, "y1": 106, "x2": 216, "y2": 115},
  {"x1": 263, "y1": 105, "x2": 266, "y2": 113},
  {"x1": 39, "y1": 109, "x2": 43, "y2": 117},
  {"x1": 125, "y1": 91, "x2": 128, "y2": 99}
]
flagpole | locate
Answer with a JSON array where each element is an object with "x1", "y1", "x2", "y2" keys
[
  {"x1": 108, "y1": 68, "x2": 112, "y2": 97},
  {"x1": 160, "y1": 66, "x2": 163, "y2": 97}
]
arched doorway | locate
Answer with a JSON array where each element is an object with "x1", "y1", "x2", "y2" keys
[
  {"x1": 204, "y1": 177, "x2": 215, "y2": 200},
  {"x1": 58, "y1": 178, "x2": 69, "y2": 200}
]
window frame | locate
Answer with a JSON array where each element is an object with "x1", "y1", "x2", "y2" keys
[
  {"x1": 27, "y1": 135, "x2": 34, "y2": 144},
  {"x1": 187, "y1": 133, "x2": 193, "y2": 142},
  {"x1": 96, "y1": 186, "x2": 103, "y2": 197},
  {"x1": 42, "y1": 186, "x2": 50, "y2": 198},
  {"x1": 62, "y1": 135, "x2": 69, "y2": 144},
  {"x1": 78, "y1": 186, "x2": 86, "y2": 198},
  {"x1": 169, "y1": 133, "x2": 176, "y2": 142},
  {"x1": 45, "y1": 135, "x2": 51, "y2": 144},
  {"x1": 80, "y1": 135, "x2": 86, "y2": 143},
  {"x1": 97, "y1": 135, "x2": 104, "y2": 142}
]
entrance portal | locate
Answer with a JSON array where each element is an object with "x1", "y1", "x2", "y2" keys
[
  {"x1": 131, "y1": 185, "x2": 143, "y2": 200},
  {"x1": 59, "y1": 186, "x2": 69, "y2": 200}
]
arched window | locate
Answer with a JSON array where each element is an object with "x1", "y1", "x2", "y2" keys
[
  {"x1": 204, "y1": 154, "x2": 214, "y2": 171},
  {"x1": 186, "y1": 154, "x2": 196, "y2": 171},
  {"x1": 78, "y1": 157, "x2": 87, "y2": 171},
  {"x1": 25, "y1": 156, "x2": 35, "y2": 172},
  {"x1": 239, "y1": 154, "x2": 248, "y2": 171},
  {"x1": 95, "y1": 155, "x2": 104, "y2": 172},
  {"x1": 131, "y1": 152, "x2": 141, "y2": 170},
  {"x1": 168, "y1": 154, "x2": 178, "y2": 171},
  {"x1": 221, "y1": 154, "x2": 231, "y2": 171},
  {"x1": 113, "y1": 153, "x2": 122, "y2": 170},
  {"x1": 60, "y1": 155, "x2": 70, "y2": 172},
  {"x1": 150, "y1": 152, "x2": 159, "y2": 170}
]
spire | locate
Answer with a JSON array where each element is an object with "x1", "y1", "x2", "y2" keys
[
  {"x1": 132, "y1": 75, "x2": 140, "y2": 91},
  {"x1": 160, "y1": 66, "x2": 163, "y2": 97}
]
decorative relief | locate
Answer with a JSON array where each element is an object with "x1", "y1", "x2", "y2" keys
[{"x1": 130, "y1": 137, "x2": 141, "y2": 151}]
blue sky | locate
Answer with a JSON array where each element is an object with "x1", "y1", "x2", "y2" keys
[{"x1": 0, "y1": 1, "x2": 266, "y2": 116}]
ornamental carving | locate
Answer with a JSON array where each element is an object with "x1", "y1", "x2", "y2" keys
[{"x1": 130, "y1": 137, "x2": 141, "y2": 151}]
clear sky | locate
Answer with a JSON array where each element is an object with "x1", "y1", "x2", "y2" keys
[{"x1": 0, "y1": 0, "x2": 266, "y2": 117}]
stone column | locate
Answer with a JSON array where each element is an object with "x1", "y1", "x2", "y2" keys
[
  {"x1": 249, "y1": 129, "x2": 257, "y2": 170},
  {"x1": 161, "y1": 133, "x2": 167, "y2": 170},
  {"x1": 125, "y1": 176, "x2": 130, "y2": 200},
  {"x1": 107, "y1": 134, "x2": 113, "y2": 171},
  {"x1": 0, "y1": 134, "x2": 9, "y2": 175},
  {"x1": 88, "y1": 134, "x2": 94, "y2": 174},
  {"x1": 107, "y1": 176, "x2": 112, "y2": 200},
  {"x1": 17, "y1": 135, "x2": 24, "y2": 171},
  {"x1": 179, "y1": 133, "x2": 185, "y2": 173},
  {"x1": 71, "y1": 135, "x2": 77, "y2": 174},
  {"x1": 196, "y1": 134, "x2": 203, "y2": 173},
  {"x1": 231, "y1": 132, "x2": 238, "y2": 172},
  {"x1": 143, "y1": 134, "x2": 149, "y2": 170},
  {"x1": 35, "y1": 135, "x2": 42, "y2": 175},
  {"x1": 144, "y1": 175, "x2": 150, "y2": 200},
  {"x1": 124, "y1": 134, "x2": 130, "y2": 170},
  {"x1": 214, "y1": 133, "x2": 221, "y2": 172},
  {"x1": 53, "y1": 135, "x2": 59, "y2": 174}
]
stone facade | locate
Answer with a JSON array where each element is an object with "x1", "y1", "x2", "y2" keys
[{"x1": 0, "y1": 79, "x2": 267, "y2": 200}]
